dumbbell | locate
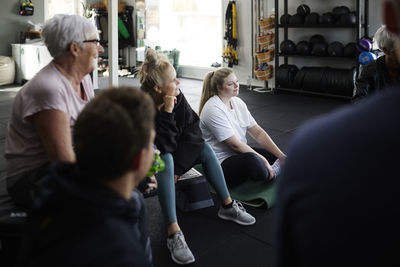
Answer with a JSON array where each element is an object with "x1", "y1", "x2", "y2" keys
[
  {"x1": 358, "y1": 51, "x2": 376, "y2": 65},
  {"x1": 357, "y1": 37, "x2": 373, "y2": 52}
]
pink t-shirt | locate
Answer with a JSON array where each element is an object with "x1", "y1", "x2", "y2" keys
[{"x1": 4, "y1": 61, "x2": 94, "y2": 177}]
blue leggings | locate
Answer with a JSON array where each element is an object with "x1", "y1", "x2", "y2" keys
[{"x1": 156, "y1": 143, "x2": 230, "y2": 225}]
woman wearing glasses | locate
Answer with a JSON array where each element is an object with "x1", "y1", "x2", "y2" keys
[{"x1": 3, "y1": 14, "x2": 104, "y2": 208}]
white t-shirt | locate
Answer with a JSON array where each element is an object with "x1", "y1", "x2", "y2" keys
[
  {"x1": 200, "y1": 95, "x2": 257, "y2": 163},
  {"x1": 4, "y1": 61, "x2": 94, "y2": 177}
]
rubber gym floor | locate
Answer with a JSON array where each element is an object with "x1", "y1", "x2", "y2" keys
[{"x1": 0, "y1": 77, "x2": 348, "y2": 266}]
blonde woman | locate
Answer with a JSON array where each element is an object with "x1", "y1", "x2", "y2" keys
[
  {"x1": 199, "y1": 68, "x2": 286, "y2": 188},
  {"x1": 137, "y1": 49, "x2": 255, "y2": 265}
]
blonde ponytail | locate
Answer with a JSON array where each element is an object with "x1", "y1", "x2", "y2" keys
[
  {"x1": 137, "y1": 48, "x2": 171, "y2": 93},
  {"x1": 199, "y1": 68, "x2": 233, "y2": 115}
]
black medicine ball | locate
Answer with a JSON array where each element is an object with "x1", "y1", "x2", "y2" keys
[
  {"x1": 280, "y1": 40, "x2": 296, "y2": 54},
  {"x1": 297, "y1": 4, "x2": 311, "y2": 16},
  {"x1": 309, "y1": 34, "x2": 326, "y2": 44},
  {"x1": 304, "y1": 12, "x2": 320, "y2": 25},
  {"x1": 344, "y1": 42, "x2": 357, "y2": 57},
  {"x1": 319, "y1": 12, "x2": 334, "y2": 24},
  {"x1": 311, "y1": 42, "x2": 328, "y2": 56},
  {"x1": 280, "y1": 14, "x2": 292, "y2": 25},
  {"x1": 289, "y1": 14, "x2": 304, "y2": 25},
  {"x1": 296, "y1": 41, "x2": 311, "y2": 55},
  {"x1": 339, "y1": 12, "x2": 357, "y2": 25},
  {"x1": 332, "y1": 6, "x2": 350, "y2": 22},
  {"x1": 327, "y1": 41, "x2": 344, "y2": 56}
]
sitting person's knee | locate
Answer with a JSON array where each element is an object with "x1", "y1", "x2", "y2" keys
[{"x1": 160, "y1": 153, "x2": 174, "y2": 171}]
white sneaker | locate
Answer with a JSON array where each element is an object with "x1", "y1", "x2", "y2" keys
[
  {"x1": 271, "y1": 159, "x2": 281, "y2": 179},
  {"x1": 166, "y1": 231, "x2": 195, "y2": 265},
  {"x1": 218, "y1": 200, "x2": 256, "y2": 225}
]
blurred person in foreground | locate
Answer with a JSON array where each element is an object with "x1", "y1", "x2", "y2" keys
[{"x1": 274, "y1": 1, "x2": 400, "y2": 266}]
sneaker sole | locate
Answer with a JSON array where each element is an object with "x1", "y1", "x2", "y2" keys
[
  {"x1": 218, "y1": 213, "x2": 256, "y2": 226},
  {"x1": 170, "y1": 253, "x2": 195, "y2": 265}
]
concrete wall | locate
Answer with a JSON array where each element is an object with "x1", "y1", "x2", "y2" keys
[{"x1": 0, "y1": 0, "x2": 45, "y2": 57}]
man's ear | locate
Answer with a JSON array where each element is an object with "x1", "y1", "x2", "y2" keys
[
  {"x1": 385, "y1": 1, "x2": 399, "y2": 34},
  {"x1": 132, "y1": 149, "x2": 144, "y2": 170}
]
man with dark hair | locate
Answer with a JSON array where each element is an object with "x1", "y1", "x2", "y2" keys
[
  {"x1": 274, "y1": 1, "x2": 400, "y2": 266},
  {"x1": 19, "y1": 87, "x2": 155, "y2": 267}
]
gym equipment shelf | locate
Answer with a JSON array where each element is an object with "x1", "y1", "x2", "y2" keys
[
  {"x1": 278, "y1": 24, "x2": 362, "y2": 28},
  {"x1": 277, "y1": 53, "x2": 357, "y2": 59},
  {"x1": 273, "y1": 87, "x2": 356, "y2": 99},
  {"x1": 274, "y1": 0, "x2": 369, "y2": 99}
]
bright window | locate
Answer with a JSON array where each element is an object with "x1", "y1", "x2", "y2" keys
[
  {"x1": 146, "y1": 0, "x2": 223, "y2": 67},
  {"x1": 45, "y1": 0, "x2": 83, "y2": 20}
]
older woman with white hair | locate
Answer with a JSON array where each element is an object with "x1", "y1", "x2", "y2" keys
[
  {"x1": 2, "y1": 14, "x2": 103, "y2": 208},
  {"x1": 355, "y1": 24, "x2": 400, "y2": 98}
]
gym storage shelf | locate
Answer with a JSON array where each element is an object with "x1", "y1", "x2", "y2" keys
[
  {"x1": 277, "y1": 53, "x2": 357, "y2": 59},
  {"x1": 276, "y1": 87, "x2": 356, "y2": 99},
  {"x1": 274, "y1": 0, "x2": 369, "y2": 99},
  {"x1": 278, "y1": 24, "x2": 361, "y2": 28}
]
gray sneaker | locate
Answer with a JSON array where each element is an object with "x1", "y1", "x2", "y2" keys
[
  {"x1": 218, "y1": 200, "x2": 256, "y2": 225},
  {"x1": 167, "y1": 231, "x2": 195, "y2": 265},
  {"x1": 271, "y1": 159, "x2": 281, "y2": 179}
]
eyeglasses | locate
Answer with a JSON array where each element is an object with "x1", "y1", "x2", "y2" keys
[{"x1": 83, "y1": 39, "x2": 101, "y2": 46}]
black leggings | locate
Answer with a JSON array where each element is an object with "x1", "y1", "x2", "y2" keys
[
  {"x1": 221, "y1": 147, "x2": 277, "y2": 187},
  {"x1": 6, "y1": 163, "x2": 50, "y2": 209}
]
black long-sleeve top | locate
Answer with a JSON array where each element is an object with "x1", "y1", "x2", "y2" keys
[{"x1": 154, "y1": 92, "x2": 204, "y2": 176}]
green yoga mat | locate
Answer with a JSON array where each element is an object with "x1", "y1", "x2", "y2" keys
[
  {"x1": 194, "y1": 165, "x2": 276, "y2": 208},
  {"x1": 210, "y1": 179, "x2": 276, "y2": 208},
  {"x1": 228, "y1": 179, "x2": 275, "y2": 208}
]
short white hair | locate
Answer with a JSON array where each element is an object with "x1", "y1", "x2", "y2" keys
[
  {"x1": 41, "y1": 14, "x2": 97, "y2": 59},
  {"x1": 374, "y1": 24, "x2": 396, "y2": 52}
]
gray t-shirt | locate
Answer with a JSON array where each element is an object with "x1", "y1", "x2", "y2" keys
[{"x1": 4, "y1": 61, "x2": 94, "y2": 177}]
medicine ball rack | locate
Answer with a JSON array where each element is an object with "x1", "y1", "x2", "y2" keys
[{"x1": 274, "y1": 0, "x2": 369, "y2": 99}]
